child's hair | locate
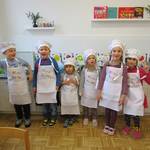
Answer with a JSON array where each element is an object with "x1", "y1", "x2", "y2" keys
[
  {"x1": 125, "y1": 57, "x2": 138, "y2": 66},
  {"x1": 125, "y1": 48, "x2": 139, "y2": 66}
]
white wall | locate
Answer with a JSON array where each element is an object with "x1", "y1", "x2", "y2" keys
[{"x1": 1, "y1": 0, "x2": 150, "y2": 53}]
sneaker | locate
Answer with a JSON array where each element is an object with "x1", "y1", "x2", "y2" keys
[
  {"x1": 42, "y1": 119, "x2": 49, "y2": 126},
  {"x1": 64, "y1": 119, "x2": 69, "y2": 128},
  {"x1": 68, "y1": 118, "x2": 74, "y2": 126},
  {"x1": 49, "y1": 119, "x2": 56, "y2": 126},
  {"x1": 92, "y1": 119, "x2": 98, "y2": 127},
  {"x1": 103, "y1": 125, "x2": 110, "y2": 134},
  {"x1": 15, "y1": 119, "x2": 22, "y2": 128},
  {"x1": 122, "y1": 126, "x2": 131, "y2": 135},
  {"x1": 131, "y1": 128, "x2": 142, "y2": 139},
  {"x1": 83, "y1": 118, "x2": 88, "y2": 126},
  {"x1": 24, "y1": 119, "x2": 31, "y2": 128},
  {"x1": 107, "y1": 127, "x2": 115, "y2": 135}
]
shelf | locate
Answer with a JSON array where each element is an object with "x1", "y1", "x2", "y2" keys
[
  {"x1": 92, "y1": 18, "x2": 150, "y2": 22},
  {"x1": 26, "y1": 27, "x2": 55, "y2": 31}
]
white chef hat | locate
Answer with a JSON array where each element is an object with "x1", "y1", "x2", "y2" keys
[
  {"x1": 64, "y1": 58, "x2": 75, "y2": 67},
  {"x1": 37, "y1": 41, "x2": 52, "y2": 50},
  {"x1": 0, "y1": 42, "x2": 16, "y2": 54},
  {"x1": 125, "y1": 48, "x2": 139, "y2": 60},
  {"x1": 108, "y1": 40, "x2": 125, "y2": 52},
  {"x1": 84, "y1": 49, "x2": 97, "y2": 62}
]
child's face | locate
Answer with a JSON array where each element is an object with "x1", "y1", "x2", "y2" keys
[
  {"x1": 126, "y1": 57, "x2": 137, "y2": 68},
  {"x1": 39, "y1": 46, "x2": 50, "y2": 59},
  {"x1": 65, "y1": 65, "x2": 74, "y2": 74},
  {"x1": 111, "y1": 47, "x2": 123, "y2": 61},
  {"x1": 4, "y1": 48, "x2": 16, "y2": 60},
  {"x1": 87, "y1": 55, "x2": 96, "y2": 67}
]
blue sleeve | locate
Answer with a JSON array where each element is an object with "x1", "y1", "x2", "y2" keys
[
  {"x1": 51, "y1": 57, "x2": 61, "y2": 87},
  {"x1": 32, "y1": 59, "x2": 39, "y2": 88}
]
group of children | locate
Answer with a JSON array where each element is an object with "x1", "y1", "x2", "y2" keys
[{"x1": 0, "y1": 40, "x2": 150, "y2": 139}]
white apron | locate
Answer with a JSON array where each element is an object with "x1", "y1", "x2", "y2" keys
[
  {"x1": 99, "y1": 65, "x2": 123, "y2": 111},
  {"x1": 6, "y1": 59, "x2": 31, "y2": 105},
  {"x1": 123, "y1": 69, "x2": 144, "y2": 116},
  {"x1": 61, "y1": 74, "x2": 80, "y2": 114},
  {"x1": 36, "y1": 58, "x2": 57, "y2": 104},
  {"x1": 81, "y1": 69, "x2": 98, "y2": 108}
]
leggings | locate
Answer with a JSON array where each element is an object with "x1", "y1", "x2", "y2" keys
[
  {"x1": 124, "y1": 114, "x2": 140, "y2": 128},
  {"x1": 105, "y1": 108, "x2": 117, "y2": 128},
  {"x1": 83, "y1": 106, "x2": 98, "y2": 120}
]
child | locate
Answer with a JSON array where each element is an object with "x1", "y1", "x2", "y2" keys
[
  {"x1": 97, "y1": 40, "x2": 128, "y2": 135},
  {"x1": 33, "y1": 41, "x2": 61, "y2": 126},
  {"x1": 61, "y1": 58, "x2": 80, "y2": 128},
  {"x1": 122, "y1": 48, "x2": 150, "y2": 139},
  {"x1": 79, "y1": 49, "x2": 100, "y2": 127},
  {"x1": 0, "y1": 42, "x2": 32, "y2": 128}
]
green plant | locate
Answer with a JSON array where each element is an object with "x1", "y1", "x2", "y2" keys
[
  {"x1": 145, "y1": 5, "x2": 150, "y2": 15},
  {"x1": 26, "y1": 11, "x2": 42, "y2": 27}
]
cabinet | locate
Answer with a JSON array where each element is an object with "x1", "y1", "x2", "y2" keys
[{"x1": 0, "y1": 79, "x2": 42, "y2": 113}]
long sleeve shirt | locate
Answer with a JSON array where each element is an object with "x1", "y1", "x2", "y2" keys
[
  {"x1": 127, "y1": 66, "x2": 150, "y2": 84},
  {"x1": 0, "y1": 57, "x2": 30, "y2": 78},
  {"x1": 32, "y1": 57, "x2": 61, "y2": 88},
  {"x1": 127, "y1": 66, "x2": 150, "y2": 108},
  {"x1": 97, "y1": 62, "x2": 128, "y2": 95}
]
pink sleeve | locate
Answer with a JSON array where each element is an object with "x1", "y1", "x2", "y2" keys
[
  {"x1": 139, "y1": 67, "x2": 150, "y2": 84},
  {"x1": 97, "y1": 64, "x2": 107, "y2": 90},
  {"x1": 121, "y1": 64, "x2": 128, "y2": 95}
]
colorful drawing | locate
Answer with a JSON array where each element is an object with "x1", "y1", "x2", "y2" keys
[
  {"x1": 134, "y1": 7, "x2": 144, "y2": 18},
  {"x1": 118, "y1": 7, "x2": 135, "y2": 19},
  {"x1": 94, "y1": 6, "x2": 108, "y2": 19},
  {"x1": 108, "y1": 7, "x2": 118, "y2": 18}
]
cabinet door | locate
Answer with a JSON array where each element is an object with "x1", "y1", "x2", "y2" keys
[{"x1": 0, "y1": 80, "x2": 14, "y2": 112}]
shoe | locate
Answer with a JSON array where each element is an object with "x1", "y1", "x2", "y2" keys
[
  {"x1": 122, "y1": 126, "x2": 131, "y2": 135},
  {"x1": 15, "y1": 119, "x2": 22, "y2": 128},
  {"x1": 107, "y1": 127, "x2": 115, "y2": 135},
  {"x1": 131, "y1": 128, "x2": 142, "y2": 139},
  {"x1": 92, "y1": 119, "x2": 98, "y2": 127},
  {"x1": 83, "y1": 118, "x2": 88, "y2": 126},
  {"x1": 49, "y1": 119, "x2": 56, "y2": 126},
  {"x1": 64, "y1": 119, "x2": 69, "y2": 128},
  {"x1": 24, "y1": 119, "x2": 31, "y2": 128},
  {"x1": 42, "y1": 119, "x2": 49, "y2": 126},
  {"x1": 68, "y1": 118, "x2": 74, "y2": 126},
  {"x1": 103, "y1": 125, "x2": 110, "y2": 134}
]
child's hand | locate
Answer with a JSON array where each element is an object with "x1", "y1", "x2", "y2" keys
[
  {"x1": 96, "y1": 90, "x2": 102, "y2": 101},
  {"x1": 119, "y1": 95, "x2": 126, "y2": 105},
  {"x1": 27, "y1": 74, "x2": 32, "y2": 81},
  {"x1": 79, "y1": 91, "x2": 83, "y2": 96},
  {"x1": 33, "y1": 87, "x2": 36, "y2": 94},
  {"x1": 69, "y1": 78, "x2": 78, "y2": 86},
  {"x1": 56, "y1": 86, "x2": 59, "y2": 91},
  {"x1": 143, "y1": 62, "x2": 150, "y2": 73},
  {"x1": 63, "y1": 79, "x2": 70, "y2": 85}
]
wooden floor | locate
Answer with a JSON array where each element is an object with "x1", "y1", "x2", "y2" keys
[{"x1": 0, "y1": 114, "x2": 150, "y2": 150}]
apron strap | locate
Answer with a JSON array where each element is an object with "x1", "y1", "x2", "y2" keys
[{"x1": 38, "y1": 57, "x2": 58, "y2": 73}]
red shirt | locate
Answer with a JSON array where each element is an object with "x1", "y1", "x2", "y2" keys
[{"x1": 127, "y1": 66, "x2": 150, "y2": 108}]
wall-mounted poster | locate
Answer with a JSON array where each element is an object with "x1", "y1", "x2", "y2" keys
[
  {"x1": 94, "y1": 6, "x2": 108, "y2": 19},
  {"x1": 118, "y1": 7, "x2": 135, "y2": 18},
  {"x1": 108, "y1": 7, "x2": 118, "y2": 18},
  {"x1": 134, "y1": 7, "x2": 144, "y2": 18}
]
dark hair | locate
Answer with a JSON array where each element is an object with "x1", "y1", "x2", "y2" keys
[{"x1": 125, "y1": 57, "x2": 138, "y2": 66}]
